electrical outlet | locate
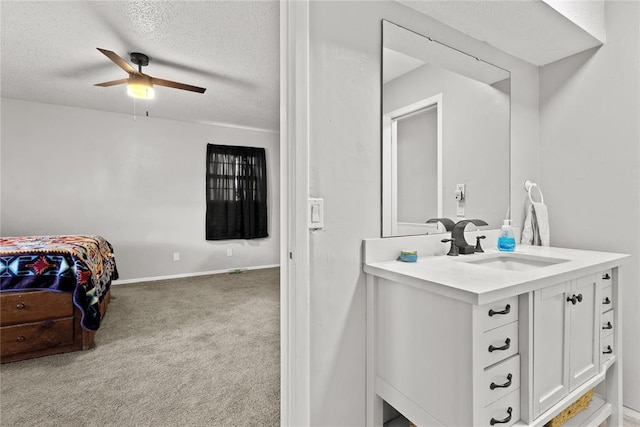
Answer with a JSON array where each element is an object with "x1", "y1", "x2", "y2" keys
[
  {"x1": 227, "y1": 248, "x2": 233, "y2": 257},
  {"x1": 173, "y1": 252, "x2": 180, "y2": 262}
]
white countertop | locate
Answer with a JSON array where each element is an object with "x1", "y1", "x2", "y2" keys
[{"x1": 363, "y1": 245, "x2": 630, "y2": 305}]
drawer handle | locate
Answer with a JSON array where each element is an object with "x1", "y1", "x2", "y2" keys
[
  {"x1": 490, "y1": 373, "x2": 513, "y2": 390},
  {"x1": 603, "y1": 273, "x2": 611, "y2": 280},
  {"x1": 603, "y1": 345, "x2": 613, "y2": 355},
  {"x1": 16, "y1": 336, "x2": 26, "y2": 342},
  {"x1": 489, "y1": 338, "x2": 511, "y2": 353},
  {"x1": 603, "y1": 321, "x2": 613, "y2": 330},
  {"x1": 490, "y1": 407, "x2": 512, "y2": 425},
  {"x1": 603, "y1": 297, "x2": 611, "y2": 305},
  {"x1": 567, "y1": 294, "x2": 583, "y2": 305},
  {"x1": 16, "y1": 302, "x2": 26, "y2": 309},
  {"x1": 488, "y1": 304, "x2": 511, "y2": 317}
]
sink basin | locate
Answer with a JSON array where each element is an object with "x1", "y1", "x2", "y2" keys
[{"x1": 464, "y1": 253, "x2": 569, "y2": 272}]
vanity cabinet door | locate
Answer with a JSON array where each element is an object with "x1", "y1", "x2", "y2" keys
[
  {"x1": 532, "y1": 281, "x2": 570, "y2": 417},
  {"x1": 532, "y1": 274, "x2": 601, "y2": 419},
  {"x1": 568, "y1": 275, "x2": 599, "y2": 390}
]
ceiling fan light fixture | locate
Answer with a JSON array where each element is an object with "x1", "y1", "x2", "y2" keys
[{"x1": 127, "y1": 75, "x2": 155, "y2": 100}]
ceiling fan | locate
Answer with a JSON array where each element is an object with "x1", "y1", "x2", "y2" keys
[{"x1": 94, "y1": 48, "x2": 206, "y2": 99}]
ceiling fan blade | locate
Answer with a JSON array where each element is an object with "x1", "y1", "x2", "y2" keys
[
  {"x1": 97, "y1": 48, "x2": 137, "y2": 75},
  {"x1": 94, "y1": 78, "x2": 129, "y2": 87},
  {"x1": 151, "y1": 77, "x2": 206, "y2": 93}
]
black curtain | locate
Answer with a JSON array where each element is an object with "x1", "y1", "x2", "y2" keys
[{"x1": 206, "y1": 144, "x2": 268, "y2": 240}]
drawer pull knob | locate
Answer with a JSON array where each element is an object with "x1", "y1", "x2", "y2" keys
[
  {"x1": 603, "y1": 345, "x2": 613, "y2": 355},
  {"x1": 603, "y1": 273, "x2": 611, "y2": 280},
  {"x1": 16, "y1": 302, "x2": 26, "y2": 309},
  {"x1": 603, "y1": 321, "x2": 613, "y2": 330},
  {"x1": 490, "y1": 407, "x2": 512, "y2": 425},
  {"x1": 567, "y1": 294, "x2": 583, "y2": 305},
  {"x1": 488, "y1": 304, "x2": 511, "y2": 317},
  {"x1": 16, "y1": 336, "x2": 26, "y2": 342},
  {"x1": 489, "y1": 338, "x2": 511, "y2": 353},
  {"x1": 490, "y1": 373, "x2": 513, "y2": 390},
  {"x1": 603, "y1": 297, "x2": 611, "y2": 305}
]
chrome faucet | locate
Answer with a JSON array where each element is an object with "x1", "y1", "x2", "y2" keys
[{"x1": 451, "y1": 219, "x2": 488, "y2": 255}]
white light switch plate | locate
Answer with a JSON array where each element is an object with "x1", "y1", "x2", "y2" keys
[{"x1": 308, "y1": 198, "x2": 324, "y2": 230}]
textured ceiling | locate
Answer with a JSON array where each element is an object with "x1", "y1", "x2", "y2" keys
[
  {"x1": 1, "y1": 1, "x2": 280, "y2": 132},
  {"x1": 399, "y1": 0, "x2": 604, "y2": 66}
]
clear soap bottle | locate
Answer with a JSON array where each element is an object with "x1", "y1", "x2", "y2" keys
[{"x1": 498, "y1": 219, "x2": 516, "y2": 252}]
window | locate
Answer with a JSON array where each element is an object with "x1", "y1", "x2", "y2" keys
[{"x1": 206, "y1": 144, "x2": 268, "y2": 240}]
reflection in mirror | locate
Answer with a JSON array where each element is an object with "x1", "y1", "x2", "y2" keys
[{"x1": 382, "y1": 20, "x2": 511, "y2": 237}]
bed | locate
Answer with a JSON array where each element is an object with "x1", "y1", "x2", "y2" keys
[{"x1": 0, "y1": 235, "x2": 118, "y2": 363}]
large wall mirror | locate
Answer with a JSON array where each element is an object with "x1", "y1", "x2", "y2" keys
[{"x1": 382, "y1": 20, "x2": 511, "y2": 237}]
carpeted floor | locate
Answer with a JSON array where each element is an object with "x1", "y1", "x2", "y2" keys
[{"x1": 0, "y1": 268, "x2": 280, "y2": 427}]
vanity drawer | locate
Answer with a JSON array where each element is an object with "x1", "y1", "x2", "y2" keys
[
  {"x1": 483, "y1": 321, "x2": 519, "y2": 368},
  {"x1": 0, "y1": 318, "x2": 74, "y2": 357},
  {"x1": 0, "y1": 291, "x2": 73, "y2": 326},
  {"x1": 602, "y1": 334, "x2": 614, "y2": 364},
  {"x1": 484, "y1": 354, "x2": 520, "y2": 407},
  {"x1": 601, "y1": 310, "x2": 614, "y2": 338},
  {"x1": 601, "y1": 286, "x2": 613, "y2": 313},
  {"x1": 480, "y1": 297, "x2": 519, "y2": 332},
  {"x1": 483, "y1": 388, "x2": 520, "y2": 427}
]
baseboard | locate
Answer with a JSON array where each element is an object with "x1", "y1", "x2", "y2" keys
[
  {"x1": 112, "y1": 264, "x2": 280, "y2": 285},
  {"x1": 625, "y1": 406, "x2": 640, "y2": 423}
]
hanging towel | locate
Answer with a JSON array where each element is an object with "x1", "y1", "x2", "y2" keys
[{"x1": 521, "y1": 202, "x2": 550, "y2": 246}]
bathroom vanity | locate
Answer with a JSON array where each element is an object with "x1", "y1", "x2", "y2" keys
[{"x1": 363, "y1": 232, "x2": 629, "y2": 427}]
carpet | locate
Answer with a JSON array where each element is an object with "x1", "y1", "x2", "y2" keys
[{"x1": 0, "y1": 268, "x2": 280, "y2": 426}]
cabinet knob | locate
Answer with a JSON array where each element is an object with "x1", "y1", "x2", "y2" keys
[
  {"x1": 603, "y1": 321, "x2": 613, "y2": 330},
  {"x1": 603, "y1": 297, "x2": 611, "y2": 305},
  {"x1": 490, "y1": 373, "x2": 513, "y2": 390},
  {"x1": 603, "y1": 345, "x2": 613, "y2": 355},
  {"x1": 16, "y1": 302, "x2": 26, "y2": 309},
  {"x1": 488, "y1": 338, "x2": 511, "y2": 353},
  {"x1": 567, "y1": 294, "x2": 582, "y2": 305},
  {"x1": 16, "y1": 336, "x2": 26, "y2": 342},
  {"x1": 488, "y1": 304, "x2": 511, "y2": 317},
  {"x1": 603, "y1": 273, "x2": 611, "y2": 280},
  {"x1": 490, "y1": 407, "x2": 512, "y2": 425}
]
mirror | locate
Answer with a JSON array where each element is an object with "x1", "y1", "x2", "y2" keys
[{"x1": 382, "y1": 20, "x2": 511, "y2": 237}]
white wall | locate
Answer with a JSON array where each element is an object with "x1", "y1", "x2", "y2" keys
[
  {"x1": 1, "y1": 99, "x2": 280, "y2": 281},
  {"x1": 539, "y1": 0, "x2": 640, "y2": 411},
  {"x1": 307, "y1": 1, "x2": 539, "y2": 424}
]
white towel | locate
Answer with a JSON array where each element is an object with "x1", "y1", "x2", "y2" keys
[{"x1": 521, "y1": 202, "x2": 550, "y2": 246}]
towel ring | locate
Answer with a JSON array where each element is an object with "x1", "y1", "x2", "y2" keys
[{"x1": 524, "y1": 179, "x2": 544, "y2": 204}]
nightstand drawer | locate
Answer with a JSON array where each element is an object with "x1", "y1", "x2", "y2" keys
[
  {"x1": 0, "y1": 291, "x2": 73, "y2": 326},
  {"x1": 480, "y1": 297, "x2": 519, "y2": 332},
  {"x1": 483, "y1": 321, "x2": 519, "y2": 368},
  {"x1": 484, "y1": 354, "x2": 520, "y2": 407},
  {"x1": 1, "y1": 318, "x2": 74, "y2": 356}
]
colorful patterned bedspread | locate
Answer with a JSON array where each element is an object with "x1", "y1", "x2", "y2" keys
[{"x1": 0, "y1": 235, "x2": 119, "y2": 331}]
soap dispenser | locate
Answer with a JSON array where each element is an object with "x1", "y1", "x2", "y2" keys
[{"x1": 498, "y1": 219, "x2": 516, "y2": 252}]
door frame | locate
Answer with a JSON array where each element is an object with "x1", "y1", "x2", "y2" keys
[{"x1": 280, "y1": 1, "x2": 310, "y2": 425}]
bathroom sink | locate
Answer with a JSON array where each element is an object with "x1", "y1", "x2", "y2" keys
[{"x1": 464, "y1": 253, "x2": 569, "y2": 272}]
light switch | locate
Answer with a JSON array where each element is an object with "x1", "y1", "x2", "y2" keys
[{"x1": 308, "y1": 198, "x2": 324, "y2": 229}]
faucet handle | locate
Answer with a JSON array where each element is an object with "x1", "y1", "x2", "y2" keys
[
  {"x1": 441, "y1": 238, "x2": 459, "y2": 256},
  {"x1": 475, "y1": 235, "x2": 486, "y2": 253}
]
